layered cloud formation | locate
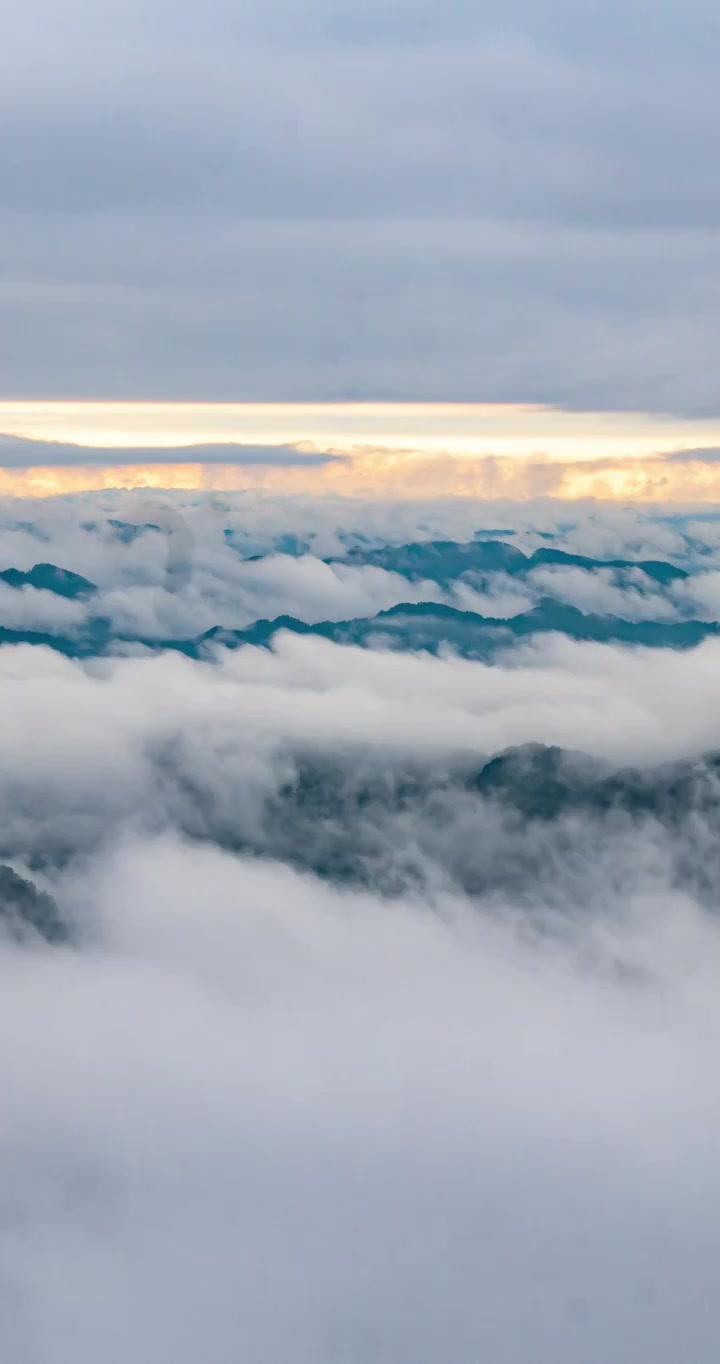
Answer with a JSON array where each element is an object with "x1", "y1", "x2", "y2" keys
[
  {"x1": 1, "y1": 491, "x2": 720, "y2": 1361},
  {"x1": 7, "y1": 412, "x2": 720, "y2": 500}
]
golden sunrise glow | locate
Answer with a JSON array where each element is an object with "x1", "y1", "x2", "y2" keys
[
  {"x1": 3, "y1": 401, "x2": 720, "y2": 464},
  {"x1": 3, "y1": 451, "x2": 720, "y2": 502},
  {"x1": 1, "y1": 402, "x2": 720, "y2": 501}
]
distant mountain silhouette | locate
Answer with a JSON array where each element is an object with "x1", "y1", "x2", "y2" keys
[
  {"x1": 186, "y1": 598, "x2": 718, "y2": 660},
  {"x1": 0, "y1": 563, "x2": 97, "y2": 599},
  {"x1": 329, "y1": 538, "x2": 689, "y2": 586},
  {"x1": 0, "y1": 596, "x2": 717, "y2": 661}
]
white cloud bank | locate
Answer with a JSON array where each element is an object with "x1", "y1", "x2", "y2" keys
[
  {"x1": 0, "y1": 494, "x2": 719, "y2": 1362},
  {"x1": 1, "y1": 833, "x2": 719, "y2": 1364}
]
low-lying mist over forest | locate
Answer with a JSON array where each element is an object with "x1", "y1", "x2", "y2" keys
[{"x1": 2, "y1": 492, "x2": 720, "y2": 1363}]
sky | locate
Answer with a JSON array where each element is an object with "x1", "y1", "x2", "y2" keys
[{"x1": 2, "y1": 0, "x2": 719, "y2": 416}]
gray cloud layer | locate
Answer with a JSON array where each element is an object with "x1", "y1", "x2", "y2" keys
[
  {"x1": 0, "y1": 435, "x2": 340, "y2": 468},
  {"x1": 2, "y1": 0, "x2": 719, "y2": 407}
]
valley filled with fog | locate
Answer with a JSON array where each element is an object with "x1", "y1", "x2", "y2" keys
[{"x1": 1, "y1": 493, "x2": 720, "y2": 1363}]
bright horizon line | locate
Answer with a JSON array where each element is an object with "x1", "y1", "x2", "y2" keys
[{"x1": 2, "y1": 401, "x2": 720, "y2": 463}]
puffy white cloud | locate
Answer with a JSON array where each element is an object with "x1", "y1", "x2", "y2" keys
[
  {"x1": 0, "y1": 582, "x2": 86, "y2": 632},
  {"x1": 0, "y1": 627, "x2": 719, "y2": 871},
  {"x1": 0, "y1": 494, "x2": 719, "y2": 1362},
  {"x1": 1, "y1": 835, "x2": 720, "y2": 1362},
  {"x1": 527, "y1": 564, "x2": 680, "y2": 621}
]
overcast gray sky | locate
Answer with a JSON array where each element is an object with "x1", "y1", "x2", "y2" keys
[{"x1": 2, "y1": 0, "x2": 717, "y2": 409}]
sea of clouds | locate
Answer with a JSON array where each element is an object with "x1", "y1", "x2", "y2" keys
[{"x1": 2, "y1": 492, "x2": 720, "y2": 1363}]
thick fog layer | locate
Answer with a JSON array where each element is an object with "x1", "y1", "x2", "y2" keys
[{"x1": 2, "y1": 494, "x2": 720, "y2": 1362}]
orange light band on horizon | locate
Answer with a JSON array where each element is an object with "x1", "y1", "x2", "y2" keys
[{"x1": 2, "y1": 451, "x2": 720, "y2": 502}]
